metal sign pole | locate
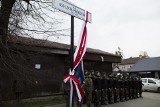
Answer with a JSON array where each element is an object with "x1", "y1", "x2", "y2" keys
[
  {"x1": 70, "y1": 15, "x2": 74, "y2": 107},
  {"x1": 70, "y1": 16, "x2": 74, "y2": 79}
]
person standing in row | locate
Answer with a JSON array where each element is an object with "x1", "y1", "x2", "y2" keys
[
  {"x1": 93, "y1": 71, "x2": 102, "y2": 107},
  {"x1": 83, "y1": 72, "x2": 144, "y2": 106},
  {"x1": 108, "y1": 75, "x2": 114, "y2": 104},
  {"x1": 84, "y1": 71, "x2": 94, "y2": 107},
  {"x1": 138, "y1": 76, "x2": 144, "y2": 97},
  {"x1": 101, "y1": 72, "x2": 108, "y2": 105},
  {"x1": 113, "y1": 76, "x2": 119, "y2": 103}
]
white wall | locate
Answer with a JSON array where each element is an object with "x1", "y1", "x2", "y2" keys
[{"x1": 119, "y1": 64, "x2": 134, "y2": 71}]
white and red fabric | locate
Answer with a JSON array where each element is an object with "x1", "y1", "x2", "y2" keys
[
  {"x1": 63, "y1": 11, "x2": 89, "y2": 107},
  {"x1": 73, "y1": 11, "x2": 89, "y2": 71},
  {"x1": 63, "y1": 70, "x2": 83, "y2": 101}
]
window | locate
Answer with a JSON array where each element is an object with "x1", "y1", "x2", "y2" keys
[
  {"x1": 148, "y1": 79, "x2": 156, "y2": 84},
  {"x1": 142, "y1": 79, "x2": 147, "y2": 83}
]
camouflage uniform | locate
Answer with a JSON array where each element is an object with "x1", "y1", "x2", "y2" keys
[
  {"x1": 132, "y1": 77, "x2": 135, "y2": 99},
  {"x1": 131, "y1": 77, "x2": 136, "y2": 98},
  {"x1": 124, "y1": 77, "x2": 129, "y2": 101},
  {"x1": 113, "y1": 76, "x2": 119, "y2": 103},
  {"x1": 119, "y1": 76, "x2": 124, "y2": 102},
  {"x1": 138, "y1": 77, "x2": 143, "y2": 97},
  {"x1": 128, "y1": 76, "x2": 132, "y2": 99},
  {"x1": 101, "y1": 72, "x2": 108, "y2": 105},
  {"x1": 108, "y1": 75, "x2": 114, "y2": 104},
  {"x1": 84, "y1": 72, "x2": 94, "y2": 107},
  {"x1": 135, "y1": 77, "x2": 139, "y2": 98},
  {"x1": 91, "y1": 71, "x2": 96, "y2": 105},
  {"x1": 94, "y1": 71, "x2": 101, "y2": 107}
]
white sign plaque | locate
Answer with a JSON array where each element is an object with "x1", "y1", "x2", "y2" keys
[
  {"x1": 35, "y1": 64, "x2": 41, "y2": 69},
  {"x1": 53, "y1": 0, "x2": 92, "y2": 23},
  {"x1": 0, "y1": 1, "x2": 1, "y2": 8},
  {"x1": 42, "y1": 0, "x2": 52, "y2": 3}
]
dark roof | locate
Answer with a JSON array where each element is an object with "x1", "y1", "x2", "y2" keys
[
  {"x1": 129, "y1": 57, "x2": 160, "y2": 72},
  {"x1": 8, "y1": 36, "x2": 118, "y2": 57},
  {"x1": 9, "y1": 36, "x2": 69, "y2": 50},
  {"x1": 120, "y1": 57, "x2": 140, "y2": 65}
]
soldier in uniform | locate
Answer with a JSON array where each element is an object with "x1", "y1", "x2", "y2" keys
[
  {"x1": 108, "y1": 75, "x2": 114, "y2": 104},
  {"x1": 94, "y1": 71, "x2": 102, "y2": 107},
  {"x1": 132, "y1": 77, "x2": 136, "y2": 98},
  {"x1": 116, "y1": 76, "x2": 121, "y2": 102},
  {"x1": 138, "y1": 76, "x2": 144, "y2": 97},
  {"x1": 124, "y1": 76, "x2": 129, "y2": 101},
  {"x1": 113, "y1": 76, "x2": 119, "y2": 103},
  {"x1": 135, "y1": 77, "x2": 139, "y2": 98},
  {"x1": 91, "y1": 70, "x2": 95, "y2": 103},
  {"x1": 119, "y1": 75, "x2": 124, "y2": 102},
  {"x1": 101, "y1": 72, "x2": 108, "y2": 105},
  {"x1": 128, "y1": 76, "x2": 132, "y2": 99},
  {"x1": 84, "y1": 71, "x2": 94, "y2": 107},
  {"x1": 91, "y1": 70, "x2": 95, "y2": 79},
  {"x1": 131, "y1": 76, "x2": 136, "y2": 99}
]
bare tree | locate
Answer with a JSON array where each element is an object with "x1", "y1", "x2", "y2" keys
[
  {"x1": 0, "y1": 0, "x2": 16, "y2": 43},
  {"x1": 0, "y1": 0, "x2": 70, "y2": 100},
  {"x1": 0, "y1": 0, "x2": 69, "y2": 44},
  {"x1": 115, "y1": 47, "x2": 124, "y2": 59},
  {"x1": 0, "y1": 0, "x2": 70, "y2": 72},
  {"x1": 140, "y1": 51, "x2": 149, "y2": 58}
]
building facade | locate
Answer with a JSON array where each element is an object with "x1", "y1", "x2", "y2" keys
[
  {"x1": 129, "y1": 57, "x2": 160, "y2": 78},
  {"x1": 0, "y1": 36, "x2": 121, "y2": 100},
  {"x1": 118, "y1": 57, "x2": 140, "y2": 72}
]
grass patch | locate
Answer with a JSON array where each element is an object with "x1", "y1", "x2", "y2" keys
[{"x1": 0, "y1": 95, "x2": 66, "y2": 107}]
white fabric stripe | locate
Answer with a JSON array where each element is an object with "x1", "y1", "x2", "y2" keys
[
  {"x1": 72, "y1": 24, "x2": 87, "y2": 74},
  {"x1": 81, "y1": 30, "x2": 87, "y2": 61},
  {"x1": 73, "y1": 80, "x2": 82, "y2": 102},
  {"x1": 63, "y1": 76, "x2": 70, "y2": 83},
  {"x1": 72, "y1": 11, "x2": 88, "y2": 73},
  {"x1": 73, "y1": 31, "x2": 87, "y2": 74},
  {"x1": 74, "y1": 22, "x2": 85, "y2": 62},
  {"x1": 81, "y1": 59, "x2": 85, "y2": 79}
]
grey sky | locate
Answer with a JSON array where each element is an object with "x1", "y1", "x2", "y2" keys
[{"x1": 53, "y1": 0, "x2": 160, "y2": 58}]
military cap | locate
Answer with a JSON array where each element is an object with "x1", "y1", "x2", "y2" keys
[
  {"x1": 102, "y1": 72, "x2": 106, "y2": 75},
  {"x1": 95, "y1": 71, "x2": 101, "y2": 76},
  {"x1": 85, "y1": 71, "x2": 89, "y2": 75},
  {"x1": 108, "y1": 75, "x2": 112, "y2": 78}
]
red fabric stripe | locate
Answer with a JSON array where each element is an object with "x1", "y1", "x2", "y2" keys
[
  {"x1": 74, "y1": 26, "x2": 87, "y2": 67},
  {"x1": 78, "y1": 82, "x2": 83, "y2": 96},
  {"x1": 63, "y1": 75, "x2": 69, "y2": 80},
  {"x1": 74, "y1": 23, "x2": 87, "y2": 67},
  {"x1": 86, "y1": 11, "x2": 88, "y2": 22},
  {"x1": 71, "y1": 76, "x2": 83, "y2": 101},
  {"x1": 71, "y1": 75, "x2": 79, "y2": 83}
]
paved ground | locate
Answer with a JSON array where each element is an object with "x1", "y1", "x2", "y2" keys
[
  {"x1": 101, "y1": 92, "x2": 160, "y2": 107},
  {"x1": 46, "y1": 92, "x2": 160, "y2": 107}
]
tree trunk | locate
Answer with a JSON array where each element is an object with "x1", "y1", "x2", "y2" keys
[{"x1": 0, "y1": 0, "x2": 16, "y2": 43}]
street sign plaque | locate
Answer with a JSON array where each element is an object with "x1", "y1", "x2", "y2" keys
[
  {"x1": 53, "y1": 0, "x2": 92, "y2": 23},
  {"x1": 0, "y1": 1, "x2": 1, "y2": 8},
  {"x1": 42, "y1": 0, "x2": 52, "y2": 2}
]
